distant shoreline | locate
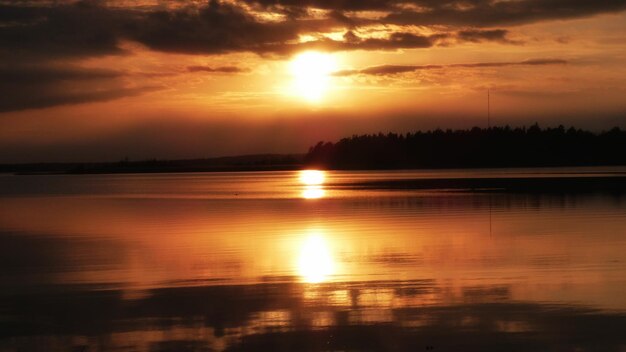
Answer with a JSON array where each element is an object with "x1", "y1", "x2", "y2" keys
[
  {"x1": 0, "y1": 154, "x2": 304, "y2": 175},
  {"x1": 3, "y1": 161, "x2": 626, "y2": 176},
  {"x1": 4, "y1": 162, "x2": 626, "y2": 176},
  {"x1": 3, "y1": 125, "x2": 626, "y2": 175},
  {"x1": 10, "y1": 164, "x2": 303, "y2": 176}
]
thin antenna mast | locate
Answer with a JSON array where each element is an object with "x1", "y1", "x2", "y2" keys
[
  {"x1": 487, "y1": 89, "x2": 493, "y2": 237},
  {"x1": 487, "y1": 89, "x2": 491, "y2": 129}
]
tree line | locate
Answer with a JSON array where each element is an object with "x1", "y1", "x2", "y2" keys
[{"x1": 304, "y1": 124, "x2": 626, "y2": 169}]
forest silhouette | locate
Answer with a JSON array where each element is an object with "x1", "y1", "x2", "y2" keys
[{"x1": 305, "y1": 124, "x2": 626, "y2": 169}]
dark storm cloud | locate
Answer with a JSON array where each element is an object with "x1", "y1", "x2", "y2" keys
[
  {"x1": 0, "y1": 1, "x2": 446, "y2": 63},
  {"x1": 4, "y1": 0, "x2": 623, "y2": 61},
  {"x1": 0, "y1": 86, "x2": 156, "y2": 113},
  {"x1": 129, "y1": 0, "x2": 298, "y2": 55},
  {"x1": 247, "y1": 0, "x2": 626, "y2": 25},
  {"x1": 334, "y1": 58, "x2": 568, "y2": 76},
  {"x1": 125, "y1": 1, "x2": 434, "y2": 55},
  {"x1": 0, "y1": 1, "x2": 345, "y2": 59},
  {"x1": 0, "y1": 1, "x2": 145, "y2": 112},
  {"x1": 0, "y1": 66, "x2": 122, "y2": 83},
  {"x1": 0, "y1": 1, "x2": 127, "y2": 61},
  {"x1": 244, "y1": 0, "x2": 399, "y2": 11},
  {"x1": 383, "y1": 0, "x2": 626, "y2": 27},
  {"x1": 245, "y1": 0, "x2": 626, "y2": 25},
  {"x1": 456, "y1": 29, "x2": 512, "y2": 43},
  {"x1": 0, "y1": 65, "x2": 157, "y2": 112}
]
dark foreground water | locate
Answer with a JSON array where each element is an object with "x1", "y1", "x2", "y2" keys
[{"x1": 0, "y1": 168, "x2": 625, "y2": 351}]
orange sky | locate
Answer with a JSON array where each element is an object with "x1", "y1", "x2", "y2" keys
[{"x1": 1, "y1": 0, "x2": 625, "y2": 162}]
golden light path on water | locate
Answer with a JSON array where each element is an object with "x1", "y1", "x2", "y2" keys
[{"x1": 296, "y1": 170, "x2": 335, "y2": 282}]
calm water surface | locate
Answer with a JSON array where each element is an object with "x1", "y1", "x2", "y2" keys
[{"x1": 0, "y1": 168, "x2": 625, "y2": 351}]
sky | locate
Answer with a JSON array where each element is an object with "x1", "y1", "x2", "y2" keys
[{"x1": 1, "y1": 0, "x2": 626, "y2": 162}]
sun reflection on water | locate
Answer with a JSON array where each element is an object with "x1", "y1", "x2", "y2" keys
[
  {"x1": 299, "y1": 170, "x2": 325, "y2": 185},
  {"x1": 302, "y1": 186, "x2": 325, "y2": 199},
  {"x1": 299, "y1": 170, "x2": 327, "y2": 199},
  {"x1": 297, "y1": 232, "x2": 335, "y2": 283}
]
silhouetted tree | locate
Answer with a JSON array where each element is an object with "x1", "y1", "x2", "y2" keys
[{"x1": 304, "y1": 124, "x2": 626, "y2": 169}]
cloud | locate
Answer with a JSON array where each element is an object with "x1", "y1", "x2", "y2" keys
[
  {"x1": 0, "y1": 65, "x2": 158, "y2": 112},
  {"x1": 0, "y1": 1, "x2": 127, "y2": 61},
  {"x1": 247, "y1": 0, "x2": 626, "y2": 26},
  {"x1": 245, "y1": 0, "x2": 400, "y2": 11},
  {"x1": 0, "y1": 0, "x2": 616, "y2": 111},
  {"x1": 384, "y1": 0, "x2": 626, "y2": 27},
  {"x1": 334, "y1": 58, "x2": 568, "y2": 76},
  {"x1": 3, "y1": 0, "x2": 623, "y2": 61},
  {"x1": 456, "y1": 29, "x2": 514, "y2": 43},
  {"x1": 0, "y1": 86, "x2": 157, "y2": 113},
  {"x1": 519, "y1": 58, "x2": 569, "y2": 65},
  {"x1": 187, "y1": 65, "x2": 250, "y2": 73},
  {"x1": 125, "y1": 2, "x2": 441, "y2": 55},
  {"x1": 129, "y1": 1, "x2": 300, "y2": 55},
  {"x1": 251, "y1": 0, "x2": 626, "y2": 14},
  {"x1": 276, "y1": 32, "x2": 440, "y2": 54},
  {"x1": 0, "y1": 66, "x2": 122, "y2": 83}
]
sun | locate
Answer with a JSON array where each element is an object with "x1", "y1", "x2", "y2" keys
[{"x1": 289, "y1": 51, "x2": 338, "y2": 102}]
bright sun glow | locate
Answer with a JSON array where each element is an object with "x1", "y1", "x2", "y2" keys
[
  {"x1": 298, "y1": 233, "x2": 335, "y2": 283},
  {"x1": 299, "y1": 170, "x2": 325, "y2": 185},
  {"x1": 289, "y1": 51, "x2": 337, "y2": 102},
  {"x1": 302, "y1": 186, "x2": 325, "y2": 199}
]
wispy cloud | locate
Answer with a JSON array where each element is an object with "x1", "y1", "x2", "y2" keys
[
  {"x1": 334, "y1": 59, "x2": 568, "y2": 76},
  {"x1": 187, "y1": 65, "x2": 250, "y2": 73}
]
